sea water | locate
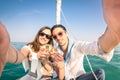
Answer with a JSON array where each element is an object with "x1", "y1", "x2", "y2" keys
[{"x1": 0, "y1": 42, "x2": 120, "y2": 80}]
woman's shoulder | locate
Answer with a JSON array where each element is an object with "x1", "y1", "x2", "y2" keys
[{"x1": 22, "y1": 44, "x2": 33, "y2": 51}]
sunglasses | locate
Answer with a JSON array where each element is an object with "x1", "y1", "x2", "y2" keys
[
  {"x1": 39, "y1": 32, "x2": 51, "y2": 39},
  {"x1": 52, "y1": 32, "x2": 63, "y2": 39}
]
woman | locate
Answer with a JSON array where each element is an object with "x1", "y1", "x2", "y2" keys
[{"x1": 19, "y1": 26, "x2": 53, "y2": 80}]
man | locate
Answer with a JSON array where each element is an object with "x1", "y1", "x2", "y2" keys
[
  {"x1": 0, "y1": 0, "x2": 120, "y2": 78},
  {"x1": 51, "y1": 24, "x2": 107, "y2": 80},
  {"x1": 50, "y1": 0, "x2": 120, "y2": 80}
]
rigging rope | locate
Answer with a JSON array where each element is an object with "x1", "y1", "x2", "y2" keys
[
  {"x1": 85, "y1": 55, "x2": 98, "y2": 80},
  {"x1": 61, "y1": 9, "x2": 79, "y2": 41}
]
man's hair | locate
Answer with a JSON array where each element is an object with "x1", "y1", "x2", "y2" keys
[{"x1": 51, "y1": 24, "x2": 66, "y2": 33}]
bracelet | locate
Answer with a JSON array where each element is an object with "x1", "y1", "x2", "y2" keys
[
  {"x1": 13, "y1": 50, "x2": 18, "y2": 63},
  {"x1": 0, "y1": 73, "x2": 1, "y2": 78}
]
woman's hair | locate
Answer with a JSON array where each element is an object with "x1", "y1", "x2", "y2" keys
[
  {"x1": 27, "y1": 26, "x2": 53, "y2": 52},
  {"x1": 51, "y1": 24, "x2": 67, "y2": 33}
]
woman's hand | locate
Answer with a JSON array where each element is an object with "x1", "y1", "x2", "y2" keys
[
  {"x1": 38, "y1": 47, "x2": 50, "y2": 63},
  {"x1": 0, "y1": 23, "x2": 10, "y2": 74}
]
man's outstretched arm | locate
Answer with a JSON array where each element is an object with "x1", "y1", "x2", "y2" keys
[{"x1": 99, "y1": 0, "x2": 120, "y2": 53}]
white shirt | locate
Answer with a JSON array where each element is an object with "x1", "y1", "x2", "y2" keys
[
  {"x1": 58, "y1": 40, "x2": 114, "y2": 80},
  {"x1": 22, "y1": 45, "x2": 42, "y2": 80}
]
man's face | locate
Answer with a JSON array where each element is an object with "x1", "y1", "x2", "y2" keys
[{"x1": 52, "y1": 27, "x2": 68, "y2": 46}]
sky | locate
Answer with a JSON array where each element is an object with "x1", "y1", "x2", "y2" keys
[{"x1": 0, "y1": 0, "x2": 107, "y2": 42}]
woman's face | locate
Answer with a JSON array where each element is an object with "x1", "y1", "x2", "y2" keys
[{"x1": 39, "y1": 29, "x2": 51, "y2": 45}]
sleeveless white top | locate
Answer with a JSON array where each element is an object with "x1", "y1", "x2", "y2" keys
[{"x1": 22, "y1": 45, "x2": 42, "y2": 80}]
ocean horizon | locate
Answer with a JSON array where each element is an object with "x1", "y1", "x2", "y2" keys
[{"x1": 0, "y1": 42, "x2": 120, "y2": 80}]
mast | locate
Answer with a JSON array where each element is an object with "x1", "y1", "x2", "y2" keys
[{"x1": 56, "y1": 0, "x2": 62, "y2": 24}]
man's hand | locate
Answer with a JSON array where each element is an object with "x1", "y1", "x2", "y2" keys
[
  {"x1": 103, "y1": 0, "x2": 120, "y2": 40},
  {"x1": 99, "y1": 0, "x2": 120, "y2": 53}
]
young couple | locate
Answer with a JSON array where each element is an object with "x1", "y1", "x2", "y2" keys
[{"x1": 0, "y1": 0, "x2": 120, "y2": 80}]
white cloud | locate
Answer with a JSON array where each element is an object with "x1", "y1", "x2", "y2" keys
[
  {"x1": 18, "y1": 9, "x2": 47, "y2": 16},
  {"x1": 33, "y1": 9, "x2": 46, "y2": 14}
]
